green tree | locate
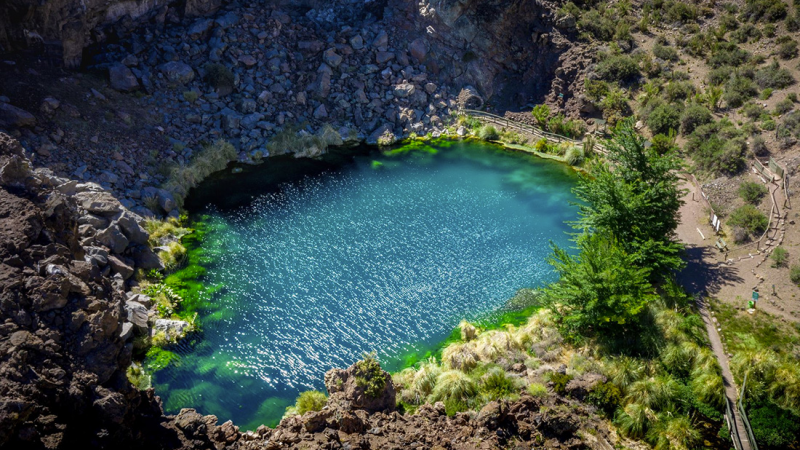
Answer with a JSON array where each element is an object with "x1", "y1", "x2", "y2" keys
[
  {"x1": 573, "y1": 119, "x2": 686, "y2": 277},
  {"x1": 531, "y1": 104, "x2": 551, "y2": 128},
  {"x1": 544, "y1": 232, "x2": 657, "y2": 337}
]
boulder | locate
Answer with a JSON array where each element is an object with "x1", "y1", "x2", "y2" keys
[
  {"x1": 564, "y1": 373, "x2": 606, "y2": 401},
  {"x1": 0, "y1": 103, "x2": 36, "y2": 128},
  {"x1": 408, "y1": 38, "x2": 428, "y2": 63},
  {"x1": 124, "y1": 300, "x2": 149, "y2": 331},
  {"x1": 76, "y1": 191, "x2": 123, "y2": 216},
  {"x1": 159, "y1": 61, "x2": 195, "y2": 85},
  {"x1": 188, "y1": 19, "x2": 214, "y2": 40},
  {"x1": 154, "y1": 319, "x2": 191, "y2": 338},
  {"x1": 375, "y1": 51, "x2": 395, "y2": 64},
  {"x1": 313, "y1": 104, "x2": 328, "y2": 119},
  {"x1": 323, "y1": 48, "x2": 343, "y2": 68},
  {"x1": 96, "y1": 224, "x2": 129, "y2": 254},
  {"x1": 324, "y1": 358, "x2": 395, "y2": 413},
  {"x1": 114, "y1": 212, "x2": 149, "y2": 245},
  {"x1": 108, "y1": 255, "x2": 134, "y2": 280},
  {"x1": 393, "y1": 83, "x2": 415, "y2": 98},
  {"x1": 109, "y1": 63, "x2": 139, "y2": 92},
  {"x1": 130, "y1": 244, "x2": 163, "y2": 270}
]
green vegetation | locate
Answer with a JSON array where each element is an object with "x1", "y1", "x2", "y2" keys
[
  {"x1": 728, "y1": 204, "x2": 768, "y2": 240},
  {"x1": 738, "y1": 181, "x2": 768, "y2": 204},
  {"x1": 354, "y1": 352, "x2": 387, "y2": 398},
  {"x1": 203, "y1": 63, "x2": 235, "y2": 93},
  {"x1": 686, "y1": 119, "x2": 748, "y2": 176},
  {"x1": 182, "y1": 90, "x2": 199, "y2": 103},
  {"x1": 478, "y1": 125, "x2": 499, "y2": 141},
  {"x1": 791, "y1": 265, "x2": 800, "y2": 284},
  {"x1": 284, "y1": 390, "x2": 328, "y2": 417},
  {"x1": 595, "y1": 54, "x2": 640, "y2": 82},
  {"x1": 770, "y1": 246, "x2": 788, "y2": 268},
  {"x1": 163, "y1": 139, "x2": 237, "y2": 207}
]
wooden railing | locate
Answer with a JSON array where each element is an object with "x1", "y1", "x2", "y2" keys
[{"x1": 461, "y1": 109, "x2": 609, "y2": 155}]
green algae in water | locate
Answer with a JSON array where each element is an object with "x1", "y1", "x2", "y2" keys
[{"x1": 150, "y1": 140, "x2": 579, "y2": 430}]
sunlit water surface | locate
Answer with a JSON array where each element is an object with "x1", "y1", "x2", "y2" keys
[{"x1": 152, "y1": 141, "x2": 578, "y2": 430}]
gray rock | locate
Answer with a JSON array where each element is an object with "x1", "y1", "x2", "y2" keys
[
  {"x1": 323, "y1": 48, "x2": 343, "y2": 68},
  {"x1": 108, "y1": 255, "x2": 134, "y2": 280},
  {"x1": 130, "y1": 244, "x2": 163, "y2": 270},
  {"x1": 393, "y1": 83, "x2": 416, "y2": 98},
  {"x1": 240, "y1": 98, "x2": 257, "y2": 114},
  {"x1": 125, "y1": 301, "x2": 149, "y2": 330},
  {"x1": 408, "y1": 38, "x2": 427, "y2": 63},
  {"x1": 188, "y1": 19, "x2": 214, "y2": 40},
  {"x1": 159, "y1": 61, "x2": 195, "y2": 85},
  {"x1": 76, "y1": 191, "x2": 123, "y2": 216},
  {"x1": 115, "y1": 211, "x2": 149, "y2": 245},
  {"x1": 220, "y1": 108, "x2": 242, "y2": 132},
  {"x1": 154, "y1": 319, "x2": 191, "y2": 339},
  {"x1": 0, "y1": 103, "x2": 36, "y2": 128},
  {"x1": 78, "y1": 214, "x2": 109, "y2": 229},
  {"x1": 40, "y1": 97, "x2": 60, "y2": 115},
  {"x1": 350, "y1": 35, "x2": 364, "y2": 50},
  {"x1": 84, "y1": 246, "x2": 109, "y2": 267},
  {"x1": 372, "y1": 30, "x2": 388, "y2": 48},
  {"x1": 109, "y1": 63, "x2": 139, "y2": 92},
  {"x1": 96, "y1": 224, "x2": 130, "y2": 254},
  {"x1": 119, "y1": 322, "x2": 134, "y2": 341},
  {"x1": 313, "y1": 104, "x2": 328, "y2": 119},
  {"x1": 375, "y1": 51, "x2": 395, "y2": 65}
]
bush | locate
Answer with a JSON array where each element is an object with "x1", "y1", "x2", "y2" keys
[
  {"x1": 653, "y1": 43, "x2": 679, "y2": 61},
  {"x1": 728, "y1": 204, "x2": 769, "y2": 236},
  {"x1": 182, "y1": 90, "x2": 199, "y2": 103},
  {"x1": 778, "y1": 40, "x2": 798, "y2": 60},
  {"x1": 724, "y1": 75, "x2": 758, "y2": 108},
  {"x1": 293, "y1": 391, "x2": 328, "y2": 415},
  {"x1": 739, "y1": 181, "x2": 768, "y2": 204},
  {"x1": 743, "y1": 0, "x2": 787, "y2": 22},
  {"x1": 755, "y1": 61, "x2": 795, "y2": 89},
  {"x1": 775, "y1": 98, "x2": 794, "y2": 115},
  {"x1": 587, "y1": 382, "x2": 622, "y2": 414},
  {"x1": 585, "y1": 79, "x2": 609, "y2": 101},
  {"x1": 665, "y1": 81, "x2": 695, "y2": 102},
  {"x1": 771, "y1": 247, "x2": 788, "y2": 267},
  {"x1": 687, "y1": 121, "x2": 748, "y2": 175},
  {"x1": 651, "y1": 133, "x2": 678, "y2": 154},
  {"x1": 790, "y1": 265, "x2": 800, "y2": 284},
  {"x1": 748, "y1": 406, "x2": 800, "y2": 447},
  {"x1": 709, "y1": 43, "x2": 750, "y2": 68},
  {"x1": 479, "y1": 367, "x2": 519, "y2": 401},
  {"x1": 647, "y1": 104, "x2": 681, "y2": 134},
  {"x1": 203, "y1": 63, "x2": 235, "y2": 93},
  {"x1": 548, "y1": 372, "x2": 574, "y2": 395},
  {"x1": 680, "y1": 104, "x2": 712, "y2": 134},
  {"x1": 741, "y1": 102, "x2": 764, "y2": 120},
  {"x1": 565, "y1": 146, "x2": 585, "y2": 166},
  {"x1": 578, "y1": 9, "x2": 616, "y2": 41},
  {"x1": 531, "y1": 104, "x2": 551, "y2": 128},
  {"x1": 527, "y1": 383, "x2": 548, "y2": 398},
  {"x1": 478, "y1": 125, "x2": 499, "y2": 140},
  {"x1": 596, "y1": 55, "x2": 640, "y2": 82},
  {"x1": 751, "y1": 134, "x2": 768, "y2": 156},
  {"x1": 354, "y1": 352, "x2": 387, "y2": 398},
  {"x1": 708, "y1": 67, "x2": 733, "y2": 86}
]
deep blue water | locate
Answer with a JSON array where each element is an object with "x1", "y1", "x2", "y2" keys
[{"x1": 152, "y1": 140, "x2": 578, "y2": 430}]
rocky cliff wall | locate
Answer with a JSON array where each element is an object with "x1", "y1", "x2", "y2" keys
[{"x1": 0, "y1": 0, "x2": 223, "y2": 68}]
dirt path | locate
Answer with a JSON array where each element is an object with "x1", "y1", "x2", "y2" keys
[{"x1": 675, "y1": 178, "x2": 752, "y2": 450}]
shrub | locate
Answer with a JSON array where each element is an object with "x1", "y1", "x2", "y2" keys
[
  {"x1": 790, "y1": 265, "x2": 800, "y2": 284},
  {"x1": 653, "y1": 43, "x2": 679, "y2": 61},
  {"x1": 531, "y1": 104, "x2": 550, "y2": 128},
  {"x1": 775, "y1": 98, "x2": 794, "y2": 115},
  {"x1": 664, "y1": 1, "x2": 697, "y2": 23},
  {"x1": 293, "y1": 391, "x2": 327, "y2": 415},
  {"x1": 771, "y1": 247, "x2": 788, "y2": 267},
  {"x1": 527, "y1": 383, "x2": 548, "y2": 398},
  {"x1": 430, "y1": 370, "x2": 477, "y2": 404},
  {"x1": 182, "y1": 90, "x2": 199, "y2": 103},
  {"x1": 680, "y1": 104, "x2": 712, "y2": 134},
  {"x1": 778, "y1": 40, "x2": 798, "y2": 60},
  {"x1": 548, "y1": 372, "x2": 574, "y2": 395},
  {"x1": 751, "y1": 134, "x2": 768, "y2": 156},
  {"x1": 748, "y1": 406, "x2": 800, "y2": 447},
  {"x1": 708, "y1": 67, "x2": 733, "y2": 86},
  {"x1": 651, "y1": 133, "x2": 678, "y2": 154},
  {"x1": 742, "y1": 102, "x2": 764, "y2": 120},
  {"x1": 739, "y1": 181, "x2": 768, "y2": 204},
  {"x1": 743, "y1": 0, "x2": 787, "y2": 22},
  {"x1": 578, "y1": 9, "x2": 616, "y2": 41},
  {"x1": 647, "y1": 103, "x2": 681, "y2": 134},
  {"x1": 724, "y1": 75, "x2": 758, "y2": 108},
  {"x1": 755, "y1": 61, "x2": 795, "y2": 89},
  {"x1": 787, "y1": 13, "x2": 800, "y2": 32},
  {"x1": 760, "y1": 88, "x2": 774, "y2": 100},
  {"x1": 599, "y1": 87, "x2": 630, "y2": 124},
  {"x1": 728, "y1": 204, "x2": 769, "y2": 236},
  {"x1": 585, "y1": 79, "x2": 609, "y2": 101},
  {"x1": 587, "y1": 382, "x2": 622, "y2": 414},
  {"x1": 478, "y1": 125, "x2": 499, "y2": 140},
  {"x1": 203, "y1": 63, "x2": 235, "y2": 92},
  {"x1": 565, "y1": 146, "x2": 585, "y2": 166},
  {"x1": 479, "y1": 367, "x2": 519, "y2": 401},
  {"x1": 596, "y1": 55, "x2": 640, "y2": 82},
  {"x1": 354, "y1": 352, "x2": 387, "y2": 398},
  {"x1": 665, "y1": 81, "x2": 695, "y2": 102},
  {"x1": 708, "y1": 43, "x2": 750, "y2": 68}
]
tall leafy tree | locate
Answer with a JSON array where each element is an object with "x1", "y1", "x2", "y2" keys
[
  {"x1": 545, "y1": 232, "x2": 657, "y2": 337},
  {"x1": 573, "y1": 118, "x2": 686, "y2": 278}
]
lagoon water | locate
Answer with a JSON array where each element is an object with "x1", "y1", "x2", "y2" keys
[{"x1": 152, "y1": 140, "x2": 578, "y2": 430}]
